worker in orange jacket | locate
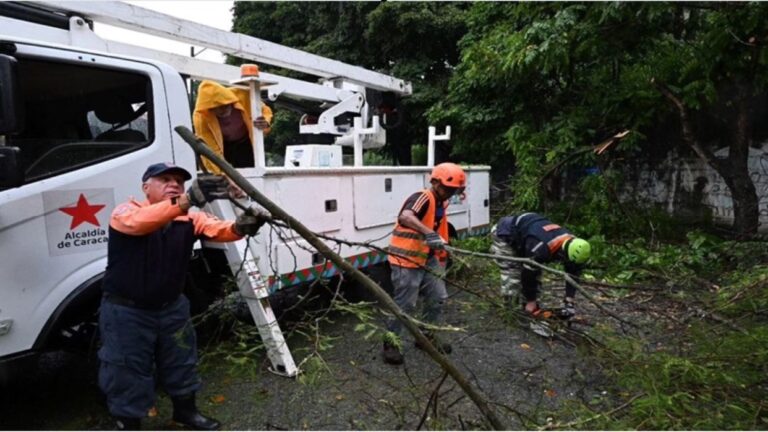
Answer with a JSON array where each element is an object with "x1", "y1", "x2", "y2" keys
[
  {"x1": 99, "y1": 163, "x2": 267, "y2": 430},
  {"x1": 193, "y1": 80, "x2": 273, "y2": 173},
  {"x1": 383, "y1": 162, "x2": 466, "y2": 365}
]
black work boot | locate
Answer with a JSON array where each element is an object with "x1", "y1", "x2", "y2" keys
[
  {"x1": 172, "y1": 393, "x2": 221, "y2": 431},
  {"x1": 414, "y1": 332, "x2": 452, "y2": 354},
  {"x1": 382, "y1": 341, "x2": 404, "y2": 365},
  {"x1": 113, "y1": 416, "x2": 141, "y2": 431}
]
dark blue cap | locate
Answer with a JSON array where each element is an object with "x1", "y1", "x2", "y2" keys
[{"x1": 141, "y1": 162, "x2": 192, "y2": 182}]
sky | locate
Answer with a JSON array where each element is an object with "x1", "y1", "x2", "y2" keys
[{"x1": 93, "y1": 1, "x2": 235, "y2": 63}]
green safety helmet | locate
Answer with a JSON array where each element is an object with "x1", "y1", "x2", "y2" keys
[{"x1": 565, "y1": 238, "x2": 591, "y2": 264}]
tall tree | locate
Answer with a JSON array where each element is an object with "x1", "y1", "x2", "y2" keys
[
  {"x1": 433, "y1": 2, "x2": 768, "y2": 238},
  {"x1": 231, "y1": 2, "x2": 468, "y2": 164}
]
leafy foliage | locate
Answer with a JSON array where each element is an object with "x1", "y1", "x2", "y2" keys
[
  {"x1": 586, "y1": 227, "x2": 768, "y2": 287},
  {"x1": 363, "y1": 149, "x2": 394, "y2": 166},
  {"x1": 569, "y1": 232, "x2": 768, "y2": 429},
  {"x1": 587, "y1": 293, "x2": 768, "y2": 430},
  {"x1": 410, "y1": 144, "x2": 427, "y2": 166},
  {"x1": 433, "y1": 3, "x2": 768, "y2": 234}
]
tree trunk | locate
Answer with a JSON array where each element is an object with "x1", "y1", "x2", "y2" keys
[
  {"x1": 721, "y1": 165, "x2": 759, "y2": 238},
  {"x1": 654, "y1": 79, "x2": 760, "y2": 238},
  {"x1": 723, "y1": 83, "x2": 759, "y2": 238}
]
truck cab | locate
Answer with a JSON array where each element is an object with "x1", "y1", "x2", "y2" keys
[{"x1": 0, "y1": 37, "x2": 194, "y2": 360}]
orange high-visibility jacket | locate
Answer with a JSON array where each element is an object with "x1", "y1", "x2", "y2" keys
[
  {"x1": 388, "y1": 189, "x2": 449, "y2": 269},
  {"x1": 193, "y1": 80, "x2": 273, "y2": 174}
]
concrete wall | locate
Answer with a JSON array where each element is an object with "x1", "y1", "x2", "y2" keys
[{"x1": 624, "y1": 143, "x2": 768, "y2": 233}]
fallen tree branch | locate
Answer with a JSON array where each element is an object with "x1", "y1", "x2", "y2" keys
[
  {"x1": 605, "y1": 269, "x2": 747, "y2": 334},
  {"x1": 174, "y1": 126, "x2": 508, "y2": 430},
  {"x1": 416, "y1": 371, "x2": 449, "y2": 430},
  {"x1": 576, "y1": 278, "x2": 664, "y2": 292},
  {"x1": 686, "y1": 305, "x2": 749, "y2": 334},
  {"x1": 539, "y1": 392, "x2": 645, "y2": 430},
  {"x1": 445, "y1": 246, "x2": 638, "y2": 329},
  {"x1": 639, "y1": 268, "x2": 719, "y2": 290},
  {"x1": 651, "y1": 78, "x2": 727, "y2": 174}
]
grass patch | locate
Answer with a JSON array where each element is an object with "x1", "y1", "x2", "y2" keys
[{"x1": 553, "y1": 234, "x2": 768, "y2": 430}]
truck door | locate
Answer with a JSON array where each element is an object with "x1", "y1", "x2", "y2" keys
[{"x1": 0, "y1": 43, "x2": 177, "y2": 358}]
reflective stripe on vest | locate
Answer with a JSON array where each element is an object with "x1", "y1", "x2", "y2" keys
[
  {"x1": 388, "y1": 189, "x2": 449, "y2": 268},
  {"x1": 515, "y1": 212, "x2": 535, "y2": 227},
  {"x1": 391, "y1": 229, "x2": 423, "y2": 240},
  {"x1": 388, "y1": 245, "x2": 429, "y2": 259},
  {"x1": 547, "y1": 233, "x2": 573, "y2": 255}
]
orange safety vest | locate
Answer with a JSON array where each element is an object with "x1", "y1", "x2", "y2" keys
[
  {"x1": 388, "y1": 189, "x2": 449, "y2": 269},
  {"x1": 547, "y1": 233, "x2": 573, "y2": 255}
]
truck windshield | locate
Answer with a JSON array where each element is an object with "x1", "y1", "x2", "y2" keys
[{"x1": 7, "y1": 57, "x2": 153, "y2": 183}]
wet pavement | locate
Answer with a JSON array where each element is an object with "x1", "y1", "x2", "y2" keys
[{"x1": 0, "y1": 263, "x2": 616, "y2": 430}]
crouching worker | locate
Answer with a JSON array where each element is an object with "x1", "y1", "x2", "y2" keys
[
  {"x1": 490, "y1": 213, "x2": 591, "y2": 335},
  {"x1": 383, "y1": 163, "x2": 466, "y2": 365},
  {"x1": 99, "y1": 163, "x2": 266, "y2": 430}
]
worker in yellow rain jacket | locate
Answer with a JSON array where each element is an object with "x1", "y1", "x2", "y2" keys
[{"x1": 193, "y1": 80, "x2": 273, "y2": 173}]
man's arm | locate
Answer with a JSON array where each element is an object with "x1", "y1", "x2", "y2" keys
[
  {"x1": 398, "y1": 209, "x2": 433, "y2": 235},
  {"x1": 399, "y1": 193, "x2": 448, "y2": 251},
  {"x1": 188, "y1": 211, "x2": 242, "y2": 242},
  {"x1": 397, "y1": 191, "x2": 435, "y2": 234},
  {"x1": 233, "y1": 86, "x2": 273, "y2": 135},
  {"x1": 563, "y1": 260, "x2": 582, "y2": 300},
  {"x1": 519, "y1": 236, "x2": 546, "y2": 301},
  {"x1": 110, "y1": 199, "x2": 186, "y2": 236},
  {"x1": 257, "y1": 104, "x2": 274, "y2": 135}
]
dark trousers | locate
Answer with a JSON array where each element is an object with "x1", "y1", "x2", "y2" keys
[
  {"x1": 386, "y1": 256, "x2": 447, "y2": 336},
  {"x1": 98, "y1": 295, "x2": 201, "y2": 418}
]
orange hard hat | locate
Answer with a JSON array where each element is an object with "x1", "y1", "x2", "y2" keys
[{"x1": 430, "y1": 163, "x2": 466, "y2": 188}]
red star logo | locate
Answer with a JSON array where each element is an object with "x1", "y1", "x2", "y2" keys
[{"x1": 59, "y1": 194, "x2": 106, "y2": 230}]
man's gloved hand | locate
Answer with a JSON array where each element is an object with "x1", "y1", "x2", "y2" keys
[
  {"x1": 227, "y1": 178, "x2": 247, "y2": 199},
  {"x1": 234, "y1": 211, "x2": 268, "y2": 236},
  {"x1": 186, "y1": 174, "x2": 229, "y2": 208},
  {"x1": 556, "y1": 300, "x2": 576, "y2": 320},
  {"x1": 253, "y1": 116, "x2": 271, "y2": 131},
  {"x1": 424, "y1": 232, "x2": 445, "y2": 250}
]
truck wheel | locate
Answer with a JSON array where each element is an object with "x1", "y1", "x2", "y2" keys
[{"x1": 40, "y1": 278, "x2": 102, "y2": 357}]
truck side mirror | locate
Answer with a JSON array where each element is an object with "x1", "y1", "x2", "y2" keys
[
  {"x1": 0, "y1": 146, "x2": 22, "y2": 188},
  {"x1": 0, "y1": 53, "x2": 22, "y2": 135}
]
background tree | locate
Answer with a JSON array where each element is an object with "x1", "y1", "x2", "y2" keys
[
  {"x1": 432, "y1": 2, "x2": 768, "y2": 238},
  {"x1": 232, "y1": 2, "x2": 468, "y2": 164}
]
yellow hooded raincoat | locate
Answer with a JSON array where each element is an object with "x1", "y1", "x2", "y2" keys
[{"x1": 193, "y1": 80, "x2": 273, "y2": 174}]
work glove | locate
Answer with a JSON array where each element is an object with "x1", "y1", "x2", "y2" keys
[
  {"x1": 186, "y1": 174, "x2": 229, "y2": 208},
  {"x1": 227, "y1": 178, "x2": 247, "y2": 199},
  {"x1": 253, "y1": 116, "x2": 271, "y2": 131},
  {"x1": 424, "y1": 232, "x2": 445, "y2": 250},
  {"x1": 234, "y1": 210, "x2": 268, "y2": 236},
  {"x1": 556, "y1": 300, "x2": 576, "y2": 320}
]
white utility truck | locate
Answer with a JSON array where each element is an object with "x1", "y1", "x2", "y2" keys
[{"x1": 0, "y1": 1, "x2": 490, "y2": 377}]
